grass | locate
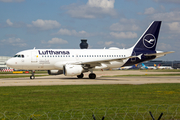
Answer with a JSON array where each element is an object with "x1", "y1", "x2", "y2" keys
[
  {"x1": 0, "y1": 75, "x2": 48, "y2": 78},
  {"x1": 140, "y1": 69, "x2": 180, "y2": 72},
  {"x1": 0, "y1": 84, "x2": 180, "y2": 119},
  {"x1": 0, "y1": 84, "x2": 180, "y2": 112},
  {"x1": 0, "y1": 70, "x2": 49, "y2": 78},
  {"x1": 102, "y1": 74, "x2": 180, "y2": 77},
  {"x1": 0, "y1": 70, "x2": 48, "y2": 74}
]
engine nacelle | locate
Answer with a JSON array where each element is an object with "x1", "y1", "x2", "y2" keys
[
  {"x1": 63, "y1": 65, "x2": 83, "y2": 76},
  {"x1": 48, "y1": 70, "x2": 63, "y2": 75}
]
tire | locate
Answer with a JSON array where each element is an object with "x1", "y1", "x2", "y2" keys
[
  {"x1": 30, "y1": 75, "x2": 35, "y2": 79},
  {"x1": 89, "y1": 73, "x2": 96, "y2": 79}
]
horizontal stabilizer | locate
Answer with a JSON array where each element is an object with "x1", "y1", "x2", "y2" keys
[{"x1": 144, "y1": 51, "x2": 174, "y2": 58}]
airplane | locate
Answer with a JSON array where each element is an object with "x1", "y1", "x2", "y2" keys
[
  {"x1": 157, "y1": 64, "x2": 173, "y2": 69},
  {"x1": 6, "y1": 21, "x2": 174, "y2": 79},
  {"x1": 120, "y1": 64, "x2": 138, "y2": 70},
  {"x1": 141, "y1": 63, "x2": 157, "y2": 69}
]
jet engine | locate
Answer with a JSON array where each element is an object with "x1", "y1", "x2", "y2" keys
[
  {"x1": 48, "y1": 70, "x2": 63, "y2": 75},
  {"x1": 63, "y1": 64, "x2": 83, "y2": 76}
]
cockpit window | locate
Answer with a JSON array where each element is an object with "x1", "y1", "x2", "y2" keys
[{"x1": 13, "y1": 54, "x2": 25, "y2": 58}]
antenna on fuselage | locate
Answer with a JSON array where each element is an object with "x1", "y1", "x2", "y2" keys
[{"x1": 33, "y1": 47, "x2": 36, "y2": 50}]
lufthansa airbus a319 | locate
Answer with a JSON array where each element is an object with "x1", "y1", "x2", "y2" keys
[{"x1": 6, "y1": 21, "x2": 174, "y2": 79}]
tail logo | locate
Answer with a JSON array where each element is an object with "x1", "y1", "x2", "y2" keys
[{"x1": 143, "y1": 34, "x2": 156, "y2": 48}]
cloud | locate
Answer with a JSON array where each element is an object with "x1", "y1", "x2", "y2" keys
[
  {"x1": 144, "y1": 7, "x2": 155, "y2": 15},
  {"x1": 157, "y1": 43, "x2": 172, "y2": 50},
  {"x1": 0, "y1": 0, "x2": 24, "y2": 2},
  {"x1": 27, "y1": 19, "x2": 61, "y2": 30},
  {"x1": 64, "y1": 0, "x2": 117, "y2": 18},
  {"x1": 6, "y1": 19, "x2": 13, "y2": 26},
  {"x1": 87, "y1": 0, "x2": 115, "y2": 8},
  {"x1": 167, "y1": 22, "x2": 180, "y2": 33},
  {"x1": 110, "y1": 32, "x2": 137, "y2": 39},
  {"x1": 154, "y1": 0, "x2": 180, "y2": 4},
  {"x1": 97, "y1": 41, "x2": 114, "y2": 47},
  {"x1": 151, "y1": 11, "x2": 180, "y2": 22},
  {"x1": 1, "y1": 37, "x2": 27, "y2": 47},
  {"x1": 47, "y1": 38, "x2": 68, "y2": 44},
  {"x1": 110, "y1": 18, "x2": 139, "y2": 32},
  {"x1": 53, "y1": 28, "x2": 91, "y2": 37},
  {"x1": 105, "y1": 41, "x2": 114, "y2": 46},
  {"x1": 97, "y1": 41, "x2": 127, "y2": 48}
]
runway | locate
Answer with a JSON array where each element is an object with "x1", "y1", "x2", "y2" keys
[{"x1": 0, "y1": 71, "x2": 180, "y2": 86}]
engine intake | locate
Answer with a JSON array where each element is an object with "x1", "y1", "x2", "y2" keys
[{"x1": 63, "y1": 64, "x2": 83, "y2": 76}]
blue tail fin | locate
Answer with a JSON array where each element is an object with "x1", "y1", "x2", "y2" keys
[
  {"x1": 133, "y1": 21, "x2": 161, "y2": 51},
  {"x1": 142, "y1": 63, "x2": 148, "y2": 69}
]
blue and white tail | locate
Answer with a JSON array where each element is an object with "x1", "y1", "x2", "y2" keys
[{"x1": 132, "y1": 21, "x2": 161, "y2": 51}]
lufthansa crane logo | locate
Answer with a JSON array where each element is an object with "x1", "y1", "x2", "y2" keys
[{"x1": 143, "y1": 34, "x2": 156, "y2": 48}]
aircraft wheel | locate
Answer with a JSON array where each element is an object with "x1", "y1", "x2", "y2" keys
[
  {"x1": 89, "y1": 73, "x2": 96, "y2": 79},
  {"x1": 77, "y1": 73, "x2": 84, "y2": 78},
  {"x1": 30, "y1": 75, "x2": 35, "y2": 79}
]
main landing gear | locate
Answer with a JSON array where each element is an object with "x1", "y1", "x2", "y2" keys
[
  {"x1": 89, "y1": 73, "x2": 96, "y2": 79},
  {"x1": 77, "y1": 72, "x2": 96, "y2": 79},
  {"x1": 30, "y1": 70, "x2": 35, "y2": 79},
  {"x1": 89, "y1": 69, "x2": 96, "y2": 79}
]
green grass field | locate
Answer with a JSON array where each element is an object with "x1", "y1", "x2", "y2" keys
[
  {"x1": 0, "y1": 84, "x2": 180, "y2": 111},
  {"x1": 102, "y1": 74, "x2": 180, "y2": 77},
  {"x1": 0, "y1": 70, "x2": 180, "y2": 119},
  {"x1": 0, "y1": 84, "x2": 180, "y2": 119}
]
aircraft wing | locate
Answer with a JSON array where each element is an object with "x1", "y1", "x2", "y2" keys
[
  {"x1": 72, "y1": 54, "x2": 142, "y2": 68},
  {"x1": 144, "y1": 51, "x2": 174, "y2": 58}
]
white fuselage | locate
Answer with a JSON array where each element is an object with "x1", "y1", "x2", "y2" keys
[{"x1": 7, "y1": 48, "x2": 133, "y2": 70}]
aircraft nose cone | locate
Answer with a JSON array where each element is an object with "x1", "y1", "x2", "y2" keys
[{"x1": 6, "y1": 59, "x2": 13, "y2": 67}]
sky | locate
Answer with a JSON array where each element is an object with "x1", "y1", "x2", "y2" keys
[{"x1": 0, "y1": 0, "x2": 180, "y2": 60}]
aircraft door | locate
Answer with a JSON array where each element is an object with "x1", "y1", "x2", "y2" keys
[
  {"x1": 76, "y1": 54, "x2": 79, "y2": 61},
  {"x1": 31, "y1": 51, "x2": 38, "y2": 63}
]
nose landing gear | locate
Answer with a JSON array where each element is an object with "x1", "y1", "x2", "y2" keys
[{"x1": 30, "y1": 70, "x2": 35, "y2": 79}]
